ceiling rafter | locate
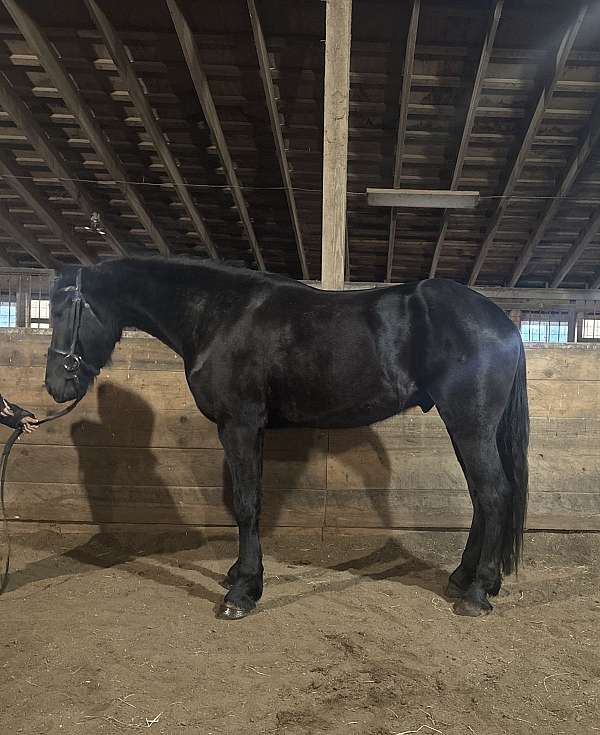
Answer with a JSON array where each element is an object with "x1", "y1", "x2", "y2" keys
[
  {"x1": 550, "y1": 207, "x2": 600, "y2": 287},
  {"x1": 2, "y1": 0, "x2": 171, "y2": 256},
  {"x1": 246, "y1": 0, "x2": 307, "y2": 278},
  {"x1": 429, "y1": 0, "x2": 503, "y2": 278},
  {"x1": 0, "y1": 147, "x2": 94, "y2": 265},
  {"x1": 386, "y1": 0, "x2": 420, "y2": 283},
  {"x1": 468, "y1": 3, "x2": 588, "y2": 286},
  {"x1": 0, "y1": 73, "x2": 127, "y2": 258},
  {"x1": 166, "y1": 0, "x2": 264, "y2": 268},
  {"x1": 509, "y1": 99, "x2": 600, "y2": 286},
  {"x1": 0, "y1": 199, "x2": 57, "y2": 268},
  {"x1": 86, "y1": 0, "x2": 220, "y2": 261}
]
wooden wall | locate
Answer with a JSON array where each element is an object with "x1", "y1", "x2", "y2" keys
[{"x1": 1, "y1": 330, "x2": 599, "y2": 531}]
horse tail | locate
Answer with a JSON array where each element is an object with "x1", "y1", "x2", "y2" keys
[{"x1": 496, "y1": 339, "x2": 529, "y2": 576}]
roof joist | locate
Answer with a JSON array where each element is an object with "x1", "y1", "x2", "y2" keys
[
  {"x1": 468, "y1": 3, "x2": 588, "y2": 286},
  {"x1": 2, "y1": 0, "x2": 171, "y2": 256}
]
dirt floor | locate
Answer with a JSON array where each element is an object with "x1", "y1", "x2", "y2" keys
[{"x1": 0, "y1": 526, "x2": 598, "y2": 735}]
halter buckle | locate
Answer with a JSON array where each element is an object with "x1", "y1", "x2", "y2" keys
[{"x1": 63, "y1": 353, "x2": 81, "y2": 373}]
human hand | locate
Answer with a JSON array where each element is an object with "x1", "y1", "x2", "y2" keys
[{"x1": 20, "y1": 416, "x2": 38, "y2": 433}]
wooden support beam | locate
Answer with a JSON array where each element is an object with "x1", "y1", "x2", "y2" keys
[
  {"x1": 0, "y1": 73, "x2": 126, "y2": 257},
  {"x1": 344, "y1": 219, "x2": 350, "y2": 281},
  {"x1": 321, "y1": 0, "x2": 352, "y2": 291},
  {"x1": 3, "y1": 0, "x2": 170, "y2": 256},
  {"x1": 0, "y1": 242, "x2": 16, "y2": 267},
  {"x1": 86, "y1": 0, "x2": 218, "y2": 261},
  {"x1": 386, "y1": 0, "x2": 420, "y2": 283},
  {"x1": 429, "y1": 0, "x2": 503, "y2": 278},
  {"x1": 0, "y1": 200, "x2": 57, "y2": 268},
  {"x1": 247, "y1": 0, "x2": 307, "y2": 278},
  {"x1": 0, "y1": 148, "x2": 94, "y2": 265},
  {"x1": 468, "y1": 4, "x2": 587, "y2": 286},
  {"x1": 166, "y1": 0, "x2": 260, "y2": 266},
  {"x1": 550, "y1": 207, "x2": 600, "y2": 287},
  {"x1": 591, "y1": 272, "x2": 600, "y2": 291},
  {"x1": 510, "y1": 98, "x2": 600, "y2": 286},
  {"x1": 369, "y1": 188, "x2": 479, "y2": 209}
]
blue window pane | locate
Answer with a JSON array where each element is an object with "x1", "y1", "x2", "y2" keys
[
  {"x1": 520, "y1": 315, "x2": 570, "y2": 344},
  {"x1": 0, "y1": 300, "x2": 16, "y2": 327}
]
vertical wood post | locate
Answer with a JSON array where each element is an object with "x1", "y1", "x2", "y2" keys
[
  {"x1": 321, "y1": 0, "x2": 352, "y2": 290},
  {"x1": 508, "y1": 309, "x2": 521, "y2": 329},
  {"x1": 15, "y1": 274, "x2": 30, "y2": 328},
  {"x1": 574, "y1": 311, "x2": 584, "y2": 342}
]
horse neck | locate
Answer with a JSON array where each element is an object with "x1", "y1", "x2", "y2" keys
[{"x1": 95, "y1": 261, "x2": 229, "y2": 358}]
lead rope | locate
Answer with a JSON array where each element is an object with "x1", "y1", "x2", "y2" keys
[{"x1": 0, "y1": 398, "x2": 81, "y2": 593}]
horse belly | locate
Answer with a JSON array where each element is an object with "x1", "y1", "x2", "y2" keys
[{"x1": 268, "y1": 374, "x2": 417, "y2": 429}]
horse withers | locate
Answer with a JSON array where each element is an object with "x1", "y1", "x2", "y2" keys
[{"x1": 45, "y1": 258, "x2": 529, "y2": 620}]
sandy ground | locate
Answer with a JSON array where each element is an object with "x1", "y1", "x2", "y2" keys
[{"x1": 0, "y1": 526, "x2": 598, "y2": 735}]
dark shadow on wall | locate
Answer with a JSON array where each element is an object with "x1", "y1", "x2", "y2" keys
[
  {"x1": 5, "y1": 384, "x2": 218, "y2": 600},
  {"x1": 64, "y1": 383, "x2": 190, "y2": 566},
  {"x1": 7, "y1": 390, "x2": 450, "y2": 606}
]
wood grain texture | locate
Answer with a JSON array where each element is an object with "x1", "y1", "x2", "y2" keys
[
  {"x1": 2, "y1": 332, "x2": 600, "y2": 531},
  {"x1": 321, "y1": 0, "x2": 352, "y2": 290}
]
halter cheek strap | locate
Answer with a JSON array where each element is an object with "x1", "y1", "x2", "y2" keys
[{"x1": 48, "y1": 268, "x2": 102, "y2": 383}]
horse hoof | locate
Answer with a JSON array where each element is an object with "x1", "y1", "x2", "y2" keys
[
  {"x1": 217, "y1": 602, "x2": 251, "y2": 620},
  {"x1": 454, "y1": 598, "x2": 493, "y2": 617},
  {"x1": 445, "y1": 581, "x2": 467, "y2": 599}
]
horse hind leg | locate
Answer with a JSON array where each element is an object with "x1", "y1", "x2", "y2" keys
[
  {"x1": 444, "y1": 436, "x2": 484, "y2": 599},
  {"x1": 445, "y1": 428, "x2": 511, "y2": 615}
]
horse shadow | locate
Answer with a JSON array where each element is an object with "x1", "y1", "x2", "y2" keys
[
  {"x1": 181, "y1": 419, "x2": 451, "y2": 610},
  {"x1": 4, "y1": 384, "x2": 222, "y2": 602},
  {"x1": 6, "y1": 388, "x2": 452, "y2": 608}
]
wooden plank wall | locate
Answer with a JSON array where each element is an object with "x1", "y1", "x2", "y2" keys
[{"x1": 1, "y1": 330, "x2": 599, "y2": 531}]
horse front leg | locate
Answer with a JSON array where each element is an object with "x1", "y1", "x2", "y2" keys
[{"x1": 217, "y1": 419, "x2": 265, "y2": 619}]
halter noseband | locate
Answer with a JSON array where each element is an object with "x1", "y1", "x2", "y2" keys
[{"x1": 48, "y1": 268, "x2": 102, "y2": 383}]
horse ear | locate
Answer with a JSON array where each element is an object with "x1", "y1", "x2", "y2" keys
[{"x1": 50, "y1": 263, "x2": 79, "y2": 294}]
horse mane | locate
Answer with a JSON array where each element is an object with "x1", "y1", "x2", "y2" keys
[{"x1": 93, "y1": 255, "x2": 301, "y2": 289}]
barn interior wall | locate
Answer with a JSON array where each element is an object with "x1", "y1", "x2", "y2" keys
[{"x1": 1, "y1": 330, "x2": 599, "y2": 532}]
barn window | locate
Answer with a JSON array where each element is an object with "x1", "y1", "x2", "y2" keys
[
  {"x1": 519, "y1": 312, "x2": 569, "y2": 343},
  {"x1": 0, "y1": 295, "x2": 16, "y2": 327},
  {"x1": 579, "y1": 317, "x2": 600, "y2": 342},
  {"x1": 30, "y1": 298, "x2": 50, "y2": 329}
]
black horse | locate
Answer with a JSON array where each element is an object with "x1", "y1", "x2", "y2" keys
[{"x1": 45, "y1": 257, "x2": 529, "y2": 620}]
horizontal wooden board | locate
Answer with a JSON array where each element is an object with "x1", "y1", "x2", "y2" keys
[
  {"x1": 4, "y1": 445, "x2": 327, "y2": 489},
  {"x1": 327, "y1": 447, "x2": 467, "y2": 491},
  {"x1": 4, "y1": 483, "x2": 326, "y2": 527},
  {"x1": 5, "y1": 407, "x2": 327, "y2": 452},
  {"x1": 329, "y1": 415, "x2": 600, "y2": 451},
  {"x1": 326, "y1": 489, "x2": 600, "y2": 531},
  {"x1": 0, "y1": 331, "x2": 181, "y2": 371},
  {"x1": 527, "y1": 380, "x2": 600, "y2": 418}
]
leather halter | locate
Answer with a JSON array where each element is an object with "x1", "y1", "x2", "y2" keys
[{"x1": 47, "y1": 268, "x2": 102, "y2": 384}]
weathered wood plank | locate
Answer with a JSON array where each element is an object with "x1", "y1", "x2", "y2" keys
[
  {"x1": 4, "y1": 444, "x2": 327, "y2": 489},
  {"x1": 325, "y1": 489, "x2": 600, "y2": 531},
  {"x1": 5, "y1": 483, "x2": 326, "y2": 527},
  {"x1": 321, "y1": 0, "x2": 352, "y2": 290},
  {"x1": 7, "y1": 408, "x2": 327, "y2": 452},
  {"x1": 0, "y1": 331, "x2": 181, "y2": 370}
]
